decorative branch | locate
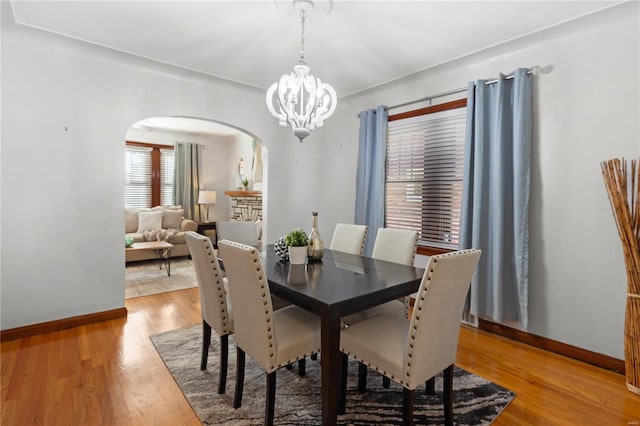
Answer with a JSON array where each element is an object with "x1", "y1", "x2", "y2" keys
[{"x1": 601, "y1": 157, "x2": 640, "y2": 395}]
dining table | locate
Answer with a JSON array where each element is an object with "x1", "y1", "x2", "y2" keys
[{"x1": 262, "y1": 245, "x2": 425, "y2": 426}]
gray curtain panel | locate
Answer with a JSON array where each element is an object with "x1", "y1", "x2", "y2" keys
[
  {"x1": 460, "y1": 68, "x2": 533, "y2": 328},
  {"x1": 355, "y1": 105, "x2": 388, "y2": 256},
  {"x1": 174, "y1": 142, "x2": 201, "y2": 221}
]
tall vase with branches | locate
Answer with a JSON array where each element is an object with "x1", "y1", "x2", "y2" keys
[{"x1": 601, "y1": 158, "x2": 640, "y2": 395}]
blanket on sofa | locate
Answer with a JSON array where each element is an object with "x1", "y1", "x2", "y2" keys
[{"x1": 142, "y1": 229, "x2": 178, "y2": 243}]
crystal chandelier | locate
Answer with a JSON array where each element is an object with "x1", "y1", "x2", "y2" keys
[{"x1": 266, "y1": 0, "x2": 337, "y2": 142}]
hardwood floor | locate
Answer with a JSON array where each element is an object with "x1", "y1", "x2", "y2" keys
[{"x1": 2, "y1": 287, "x2": 639, "y2": 425}]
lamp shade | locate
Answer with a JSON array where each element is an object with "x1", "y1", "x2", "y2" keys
[{"x1": 198, "y1": 190, "x2": 217, "y2": 204}]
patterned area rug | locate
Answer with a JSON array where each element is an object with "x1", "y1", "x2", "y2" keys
[
  {"x1": 125, "y1": 257, "x2": 197, "y2": 299},
  {"x1": 151, "y1": 325, "x2": 515, "y2": 425}
]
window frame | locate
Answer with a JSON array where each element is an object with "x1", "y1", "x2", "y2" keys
[
  {"x1": 125, "y1": 141, "x2": 174, "y2": 208},
  {"x1": 386, "y1": 98, "x2": 467, "y2": 256}
]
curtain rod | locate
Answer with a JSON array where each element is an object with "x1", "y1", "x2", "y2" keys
[
  {"x1": 356, "y1": 67, "x2": 535, "y2": 117},
  {"x1": 388, "y1": 86, "x2": 467, "y2": 111}
]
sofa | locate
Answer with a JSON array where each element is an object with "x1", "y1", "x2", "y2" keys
[{"x1": 125, "y1": 206, "x2": 198, "y2": 262}]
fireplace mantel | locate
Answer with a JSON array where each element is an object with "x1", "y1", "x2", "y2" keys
[{"x1": 224, "y1": 190, "x2": 262, "y2": 197}]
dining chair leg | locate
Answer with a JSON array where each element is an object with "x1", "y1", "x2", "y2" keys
[
  {"x1": 298, "y1": 358, "x2": 306, "y2": 376},
  {"x1": 358, "y1": 362, "x2": 367, "y2": 393},
  {"x1": 443, "y1": 364, "x2": 454, "y2": 426},
  {"x1": 382, "y1": 376, "x2": 391, "y2": 388},
  {"x1": 265, "y1": 371, "x2": 277, "y2": 426},
  {"x1": 234, "y1": 348, "x2": 246, "y2": 409},
  {"x1": 200, "y1": 320, "x2": 212, "y2": 370},
  {"x1": 311, "y1": 353, "x2": 318, "y2": 361},
  {"x1": 339, "y1": 353, "x2": 348, "y2": 415},
  {"x1": 218, "y1": 334, "x2": 228, "y2": 394},
  {"x1": 402, "y1": 387, "x2": 414, "y2": 426},
  {"x1": 425, "y1": 376, "x2": 435, "y2": 395}
]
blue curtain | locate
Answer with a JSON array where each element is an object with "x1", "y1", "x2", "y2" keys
[
  {"x1": 460, "y1": 68, "x2": 533, "y2": 328},
  {"x1": 355, "y1": 105, "x2": 388, "y2": 256},
  {"x1": 174, "y1": 142, "x2": 201, "y2": 220}
]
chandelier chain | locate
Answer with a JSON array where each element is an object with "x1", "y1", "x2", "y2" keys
[{"x1": 299, "y1": 10, "x2": 306, "y2": 62}]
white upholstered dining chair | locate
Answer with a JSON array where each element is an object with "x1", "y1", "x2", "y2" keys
[
  {"x1": 347, "y1": 227, "x2": 419, "y2": 391},
  {"x1": 372, "y1": 227, "x2": 420, "y2": 266},
  {"x1": 216, "y1": 220, "x2": 261, "y2": 249},
  {"x1": 217, "y1": 221, "x2": 291, "y2": 311},
  {"x1": 184, "y1": 231, "x2": 233, "y2": 395},
  {"x1": 217, "y1": 240, "x2": 321, "y2": 426},
  {"x1": 344, "y1": 227, "x2": 420, "y2": 325},
  {"x1": 339, "y1": 249, "x2": 482, "y2": 426},
  {"x1": 329, "y1": 223, "x2": 368, "y2": 255}
]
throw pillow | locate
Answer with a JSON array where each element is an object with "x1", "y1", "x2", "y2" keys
[
  {"x1": 126, "y1": 207, "x2": 152, "y2": 233},
  {"x1": 137, "y1": 211, "x2": 163, "y2": 232},
  {"x1": 162, "y1": 209, "x2": 184, "y2": 230},
  {"x1": 125, "y1": 207, "x2": 139, "y2": 234}
]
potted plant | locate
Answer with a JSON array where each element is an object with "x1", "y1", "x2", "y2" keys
[
  {"x1": 241, "y1": 177, "x2": 249, "y2": 191},
  {"x1": 285, "y1": 228, "x2": 308, "y2": 265}
]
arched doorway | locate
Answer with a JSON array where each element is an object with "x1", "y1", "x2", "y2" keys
[{"x1": 123, "y1": 116, "x2": 267, "y2": 299}]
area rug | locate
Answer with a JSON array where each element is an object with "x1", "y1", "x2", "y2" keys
[
  {"x1": 125, "y1": 257, "x2": 197, "y2": 299},
  {"x1": 151, "y1": 325, "x2": 515, "y2": 425}
]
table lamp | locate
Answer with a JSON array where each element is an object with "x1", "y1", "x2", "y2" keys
[{"x1": 198, "y1": 190, "x2": 217, "y2": 223}]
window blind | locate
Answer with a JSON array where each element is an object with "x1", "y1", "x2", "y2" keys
[
  {"x1": 160, "y1": 148, "x2": 175, "y2": 206},
  {"x1": 386, "y1": 107, "x2": 466, "y2": 249},
  {"x1": 125, "y1": 145, "x2": 152, "y2": 208}
]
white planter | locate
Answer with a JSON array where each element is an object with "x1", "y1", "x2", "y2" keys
[{"x1": 288, "y1": 246, "x2": 307, "y2": 265}]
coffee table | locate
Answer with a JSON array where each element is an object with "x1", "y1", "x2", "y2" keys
[{"x1": 126, "y1": 241, "x2": 174, "y2": 276}]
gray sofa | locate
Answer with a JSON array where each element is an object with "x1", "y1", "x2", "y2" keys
[{"x1": 125, "y1": 206, "x2": 198, "y2": 262}]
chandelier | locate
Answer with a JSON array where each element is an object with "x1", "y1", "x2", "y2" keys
[{"x1": 266, "y1": 0, "x2": 337, "y2": 142}]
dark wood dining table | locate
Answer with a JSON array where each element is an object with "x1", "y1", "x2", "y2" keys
[{"x1": 262, "y1": 245, "x2": 425, "y2": 426}]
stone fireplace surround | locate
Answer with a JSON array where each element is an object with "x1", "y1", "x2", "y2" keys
[{"x1": 224, "y1": 190, "x2": 262, "y2": 222}]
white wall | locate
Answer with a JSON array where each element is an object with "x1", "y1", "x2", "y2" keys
[
  {"x1": 0, "y1": 2, "x2": 306, "y2": 329},
  {"x1": 200, "y1": 135, "x2": 233, "y2": 223},
  {"x1": 323, "y1": 3, "x2": 639, "y2": 359},
  {"x1": 228, "y1": 133, "x2": 256, "y2": 190}
]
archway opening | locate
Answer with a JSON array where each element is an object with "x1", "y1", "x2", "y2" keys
[{"x1": 123, "y1": 116, "x2": 267, "y2": 299}]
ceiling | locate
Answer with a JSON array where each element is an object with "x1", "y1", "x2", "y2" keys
[{"x1": 11, "y1": 0, "x2": 621, "y2": 98}]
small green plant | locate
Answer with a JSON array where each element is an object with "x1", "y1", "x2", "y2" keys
[
  {"x1": 241, "y1": 177, "x2": 249, "y2": 188},
  {"x1": 285, "y1": 229, "x2": 309, "y2": 247}
]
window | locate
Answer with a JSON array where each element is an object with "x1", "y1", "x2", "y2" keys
[
  {"x1": 386, "y1": 99, "x2": 467, "y2": 250},
  {"x1": 125, "y1": 142, "x2": 175, "y2": 208}
]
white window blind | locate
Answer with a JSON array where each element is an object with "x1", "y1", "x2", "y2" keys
[
  {"x1": 160, "y1": 148, "x2": 175, "y2": 206},
  {"x1": 125, "y1": 145, "x2": 152, "y2": 208},
  {"x1": 386, "y1": 106, "x2": 467, "y2": 249}
]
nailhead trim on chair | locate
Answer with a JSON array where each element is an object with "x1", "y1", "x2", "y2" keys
[
  {"x1": 193, "y1": 234, "x2": 232, "y2": 336},
  {"x1": 275, "y1": 348, "x2": 321, "y2": 370},
  {"x1": 341, "y1": 249, "x2": 480, "y2": 389},
  {"x1": 340, "y1": 348, "x2": 405, "y2": 387},
  {"x1": 403, "y1": 232, "x2": 419, "y2": 318},
  {"x1": 404, "y1": 249, "x2": 478, "y2": 382},
  {"x1": 359, "y1": 227, "x2": 368, "y2": 256},
  {"x1": 221, "y1": 240, "x2": 281, "y2": 369},
  {"x1": 220, "y1": 239, "x2": 322, "y2": 374}
]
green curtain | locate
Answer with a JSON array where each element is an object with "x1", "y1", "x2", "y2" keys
[{"x1": 174, "y1": 142, "x2": 201, "y2": 220}]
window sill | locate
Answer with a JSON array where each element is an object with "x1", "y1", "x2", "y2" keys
[{"x1": 416, "y1": 246, "x2": 455, "y2": 256}]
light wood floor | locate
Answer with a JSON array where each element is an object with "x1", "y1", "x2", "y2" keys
[{"x1": 2, "y1": 287, "x2": 639, "y2": 425}]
